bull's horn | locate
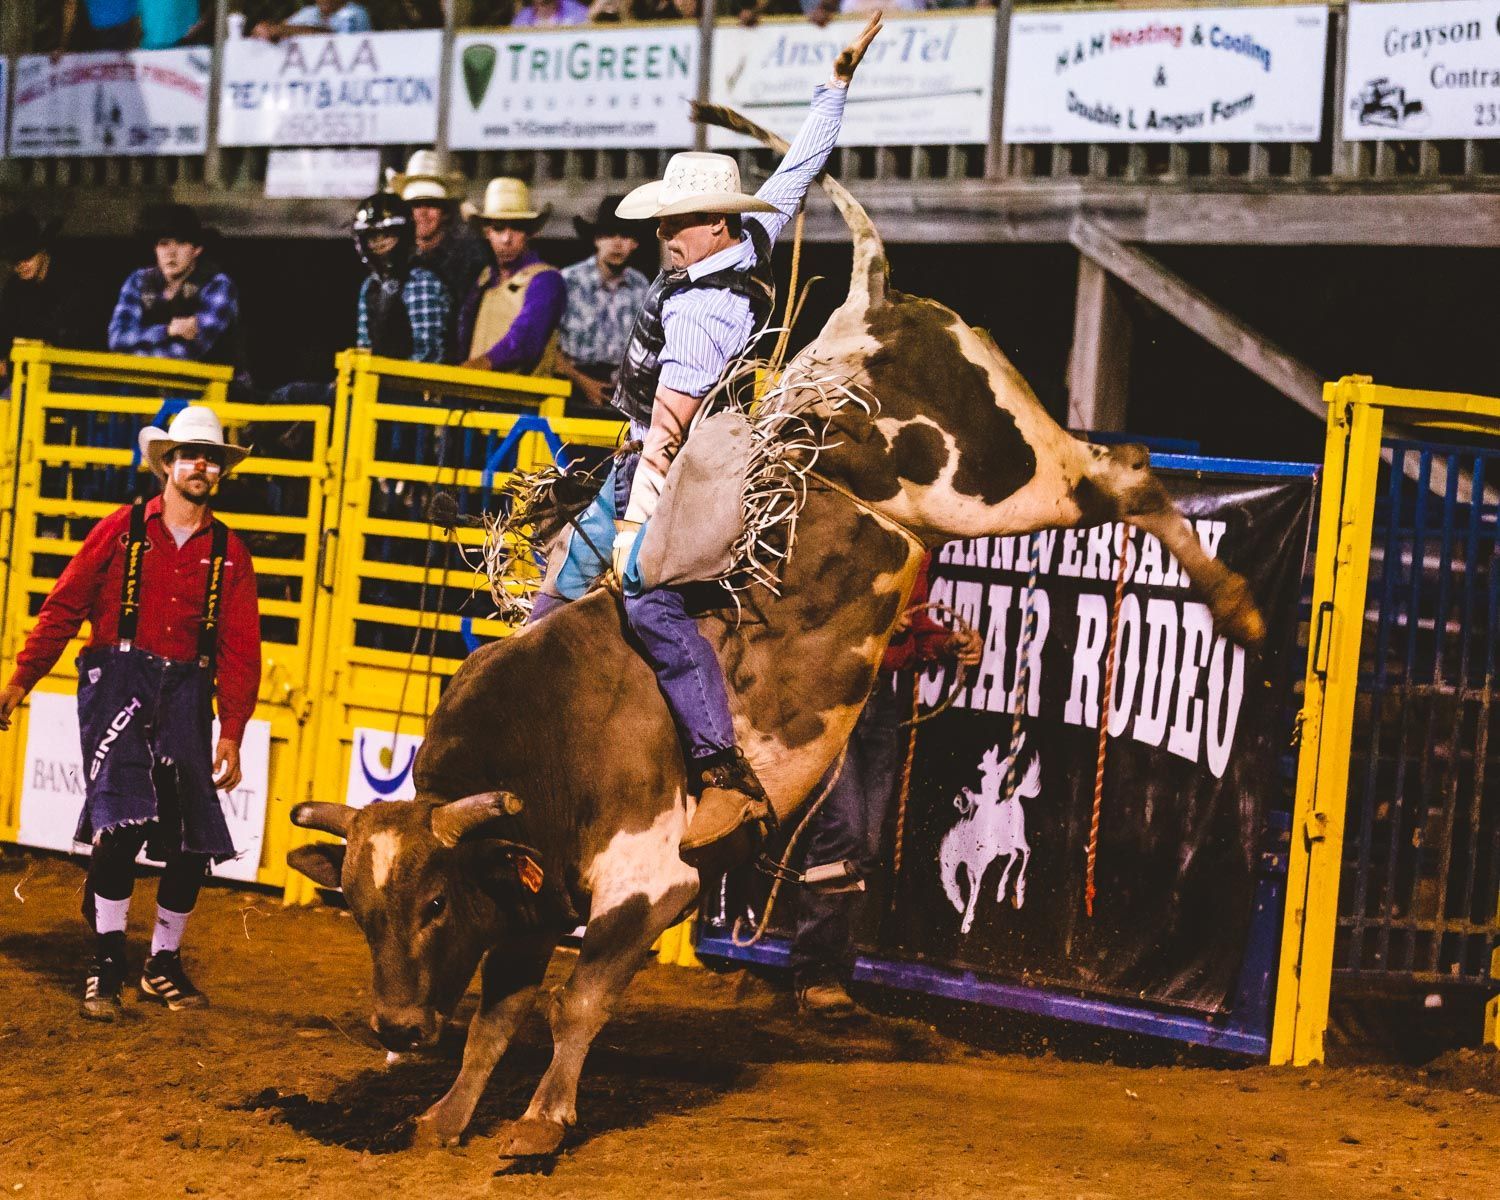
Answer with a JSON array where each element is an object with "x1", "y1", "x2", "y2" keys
[
  {"x1": 290, "y1": 802, "x2": 354, "y2": 838},
  {"x1": 431, "y1": 791, "x2": 524, "y2": 848}
]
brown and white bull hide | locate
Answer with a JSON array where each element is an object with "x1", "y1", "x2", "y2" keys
[{"x1": 286, "y1": 104, "x2": 1265, "y2": 1163}]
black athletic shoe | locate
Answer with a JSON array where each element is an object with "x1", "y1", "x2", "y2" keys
[
  {"x1": 81, "y1": 953, "x2": 125, "y2": 1022},
  {"x1": 139, "y1": 951, "x2": 209, "y2": 1010}
]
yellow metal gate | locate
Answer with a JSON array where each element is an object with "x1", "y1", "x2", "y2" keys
[{"x1": 1273, "y1": 376, "x2": 1500, "y2": 1064}]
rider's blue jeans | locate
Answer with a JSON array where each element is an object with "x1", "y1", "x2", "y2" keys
[{"x1": 532, "y1": 451, "x2": 737, "y2": 762}]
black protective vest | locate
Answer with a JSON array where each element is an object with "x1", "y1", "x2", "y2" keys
[
  {"x1": 366, "y1": 276, "x2": 415, "y2": 361},
  {"x1": 612, "y1": 221, "x2": 775, "y2": 426}
]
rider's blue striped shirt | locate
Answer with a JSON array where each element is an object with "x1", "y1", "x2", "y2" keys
[{"x1": 654, "y1": 83, "x2": 847, "y2": 408}]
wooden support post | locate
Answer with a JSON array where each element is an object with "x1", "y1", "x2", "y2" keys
[
  {"x1": 694, "y1": 0, "x2": 715, "y2": 154},
  {"x1": 1067, "y1": 255, "x2": 1132, "y2": 432},
  {"x1": 984, "y1": 1, "x2": 1014, "y2": 180},
  {"x1": 1070, "y1": 217, "x2": 1324, "y2": 416}
]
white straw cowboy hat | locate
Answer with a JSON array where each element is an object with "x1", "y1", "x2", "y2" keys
[
  {"x1": 616, "y1": 152, "x2": 779, "y2": 220},
  {"x1": 386, "y1": 149, "x2": 467, "y2": 203},
  {"x1": 475, "y1": 177, "x2": 550, "y2": 224},
  {"x1": 138, "y1": 406, "x2": 250, "y2": 479}
]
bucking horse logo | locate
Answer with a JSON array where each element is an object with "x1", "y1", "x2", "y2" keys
[{"x1": 939, "y1": 737, "x2": 1038, "y2": 934}]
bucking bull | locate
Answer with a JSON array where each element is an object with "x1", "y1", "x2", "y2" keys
[{"x1": 285, "y1": 106, "x2": 1265, "y2": 1159}]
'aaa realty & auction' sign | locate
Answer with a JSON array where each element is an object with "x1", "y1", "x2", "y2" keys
[
  {"x1": 9, "y1": 48, "x2": 209, "y2": 157},
  {"x1": 1003, "y1": 5, "x2": 1328, "y2": 143},
  {"x1": 219, "y1": 29, "x2": 441, "y2": 147},
  {"x1": 709, "y1": 12, "x2": 995, "y2": 148},
  {"x1": 449, "y1": 26, "x2": 698, "y2": 150},
  {"x1": 1344, "y1": 0, "x2": 1500, "y2": 140}
]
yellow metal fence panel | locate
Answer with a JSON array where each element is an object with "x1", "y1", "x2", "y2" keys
[
  {"x1": 283, "y1": 351, "x2": 623, "y2": 904},
  {"x1": 0, "y1": 344, "x2": 336, "y2": 896},
  {"x1": 1273, "y1": 375, "x2": 1500, "y2": 1063}
]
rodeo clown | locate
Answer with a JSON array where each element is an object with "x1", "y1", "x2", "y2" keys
[
  {"x1": 0, "y1": 408, "x2": 261, "y2": 1020},
  {"x1": 531, "y1": 13, "x2": 884, "y2": 873}
]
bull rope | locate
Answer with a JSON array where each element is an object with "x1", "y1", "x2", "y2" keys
[
  {"x1": 730, "y1": 746, "x2": 848, "y2": 949},
  {"x1": 893, "y1": 678, "x2": 919, "y2": 876},
  {"x1": 1084, "y1": 525, "x2": 1131, "y2": 919},
  {"x1": 999, "y1": 535, "x2": 1042, "y2": 805}
]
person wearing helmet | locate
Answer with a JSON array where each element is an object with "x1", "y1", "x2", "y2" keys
[
  {"x1": 353, "y1": 191, "x2": 450, "y2": 365},
  {"x1": 0, "y1": 407, "x2": 261, "y2": 1021}
]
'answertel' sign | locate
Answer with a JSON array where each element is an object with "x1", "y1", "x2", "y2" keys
[{"x1": 1003, "y1": 5, "x2": 1328, "y2": 144}]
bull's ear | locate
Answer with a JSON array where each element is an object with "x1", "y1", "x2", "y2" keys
[{"x1": 288, "y1": 843, "x2": 346, "y2": 890}]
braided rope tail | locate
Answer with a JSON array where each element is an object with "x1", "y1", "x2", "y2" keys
[
  {"x1": 999, "y1": 535, "x2": 1042, "y2": 804},
  {"x1": 1085, "y1": 523, "x2": 1131, "y2": 919}
]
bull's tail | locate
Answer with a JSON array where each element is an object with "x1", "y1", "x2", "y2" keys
[{"x1": 691, "y1": 101, "x2": 888, "y2": 311}]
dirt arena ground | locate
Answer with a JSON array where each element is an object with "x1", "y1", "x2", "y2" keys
[{"x1": 1, "y1": 854, "x2": 1497, "y2": 1200}]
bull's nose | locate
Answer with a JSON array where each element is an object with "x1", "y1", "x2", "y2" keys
[
  {"x1": 372, "y1": 1017, "x2": 427, "y2": 1053},
  {"x1": 374, "y1": 1023, "x2": 424, "y2": 1052}
]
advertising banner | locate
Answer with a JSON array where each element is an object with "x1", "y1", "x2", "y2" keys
[
  {"x1": 15, "y1": 690, "x2": 273, "y2": 883},
  {"x1": 709, "y1": 12, "x2": 995, "y2": 148},
  {"x1": 1002, "y1": 5, "x2": 1328, "y2": 144},
  {"x1": 449, "y1": 26, "x2": 698, "y2": 150},
  {"x1": 344, "y1": 726, "x2": 422, "y2": 809},
  {"x1": 219, "y1": 29, "x2": 441, "y2": 147},
  {"x1": 8, "y1": 48, "x2": 209, "y2": 158},
  {"x1": 1344, "y1": 0, "x2": 1500, "y2": 140},
  {"x1": 879, "y1": 471, "x2": 1314, "y2": 1015},
  {"x1": 265, "y1": 147, "x2": 383, "y2": 198}
]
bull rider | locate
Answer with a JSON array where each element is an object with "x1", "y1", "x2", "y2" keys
[
  {"x1": 0, "y1": 408, "x2": 262, "y2": 1021},
  {"x1": 531, "y1": 12, "x2": 884, "y2": 874}
]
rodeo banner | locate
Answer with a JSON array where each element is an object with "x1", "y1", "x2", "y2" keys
[
  {"x1": 880, "y1": 470, "x2": 1314, "y2": 1015},
  {"x1": 709, "y1": 12, "x2": 995, "y2": 148},
  {"x1": 1002, "y1": 5, "x2": 1328, "y2": 144},
  {"x1": 1344, "y1": 0, "x2": 1500, "y2": 141},
  {"x1": 448, "y1": 26, "x2": 698, "y2": 151},
  {"x1": 8, "y1": 48, "x2": 209, "y2": 158},
  {"x1": 14, "y1": 692, "x2": 273, "y2": 885},
  {"x1": 219, "y1": 29, "x2": 441, "y2": 147}
]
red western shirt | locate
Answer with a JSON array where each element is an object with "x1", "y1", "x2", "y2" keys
[
  {"x1": 882, "y1": 553, "x2": 951, "y2": 674},
  {"x1": 8, "y1": 496, "x2": 262, "y2": 743}
]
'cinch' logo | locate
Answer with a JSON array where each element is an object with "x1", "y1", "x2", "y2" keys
[{"x1": 89, "y1": 698, "x2": 142, "y2": 781}]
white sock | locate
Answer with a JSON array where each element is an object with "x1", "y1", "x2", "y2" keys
[
  {"x1": 94, "y1": 896, "x2": 130, "y2": 935},
  {"x1": 150, "y1": 906, "x2": 192, "y2": 956}
]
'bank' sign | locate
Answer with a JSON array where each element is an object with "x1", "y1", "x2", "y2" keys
[
  {"x1": 1003, "y1": 5, "x2": 1328, "y2": 144},
  {"x1": 1344, "y1": 0, "x2": 1500, "y2": 140}
]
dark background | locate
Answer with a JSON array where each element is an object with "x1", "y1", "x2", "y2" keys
[{"x1": 42, "y1": 234, "x2": 1496, "y2": 461}]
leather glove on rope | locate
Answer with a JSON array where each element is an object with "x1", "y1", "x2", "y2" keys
[{"x1": 612, "y1": 519, "x2": 642, "y2": 581}]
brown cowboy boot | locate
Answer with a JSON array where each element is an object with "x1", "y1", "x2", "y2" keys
[{"x1": 680, "y1": 750, "x2": 776, "y2": 874}]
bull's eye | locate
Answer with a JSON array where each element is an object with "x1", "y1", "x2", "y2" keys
[{"x1": 423, "y1": 894, "x2": 447, "y2": 925}]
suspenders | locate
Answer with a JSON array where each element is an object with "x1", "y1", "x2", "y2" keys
[{"x1": 117, "y1": 498, "x2": 231, "y2": 670}]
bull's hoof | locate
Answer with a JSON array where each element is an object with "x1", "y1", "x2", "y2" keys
[
  {"x1": 1209, "y1": 573, "x2": 1266, "y2": 649},
  {"x1": 494, "y1": 1117, "x2": 566, "y2": 1158},
  {"x1": 411, "y1": 1109, "x2": 464, "y2": 1151}
]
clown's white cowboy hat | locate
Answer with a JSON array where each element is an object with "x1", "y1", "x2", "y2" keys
[
  {"x1": 138, "y1": 406, "x2": 250, "y2": 479},
  {"x1": 475, "y1": 177, "x2": 551, "y2": 224},
  {"x1": 386, "y1": 149, "x2": 468, "y2": 203},
  {"x1": 616, "y1": 152, "x2": 779, "y2": 220}
]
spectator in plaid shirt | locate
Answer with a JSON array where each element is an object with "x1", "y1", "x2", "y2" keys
[
  {"x1": 109, "y1": 204, "x2": 246, "y2": 380},
  {"x1": 353, "y1": 192, "x2": 450, "y2": 365}
]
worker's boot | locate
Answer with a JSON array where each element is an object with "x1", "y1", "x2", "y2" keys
[{"x1": 680, "y1": 750, "x2": 776, "y2": 874}]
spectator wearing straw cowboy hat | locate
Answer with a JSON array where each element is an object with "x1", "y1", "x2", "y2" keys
[
  {"x1": 556, "y1": 196, "x2": 651, "y2": 409},
  {"x1": 457, "y1": 178, "x2": 566, "y2": 376},
  {"x1": 0, "y1": 406, "x2": 261, "y2": 1022},
  {"x1": 389, "y1": 150, "x2": 490, "y2": 321}
]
